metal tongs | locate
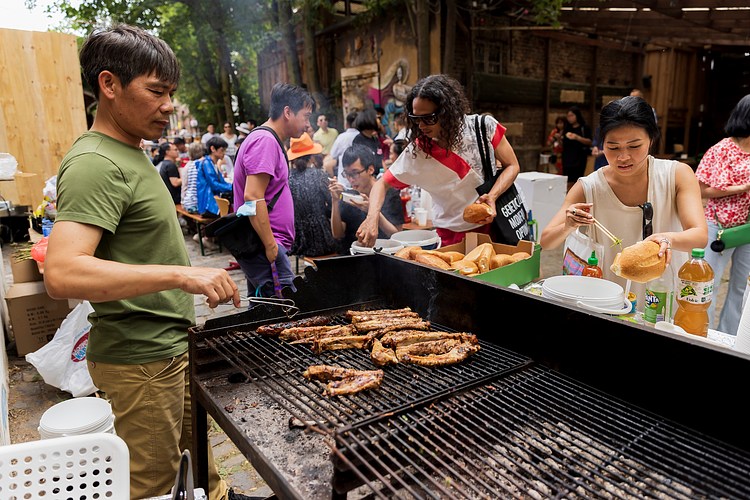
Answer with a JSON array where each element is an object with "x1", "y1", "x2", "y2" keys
[{"x1": 243, "y1": 296, "x2": 300, "y2": 318}]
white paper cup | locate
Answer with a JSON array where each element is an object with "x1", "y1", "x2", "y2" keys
[{"x1": 414, "y1": 208, "x2": 428, "y2": 226}]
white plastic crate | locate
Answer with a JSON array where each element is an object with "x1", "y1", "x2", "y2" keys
[{"x1": 0, "y1": 432, "x2": 129, "y2": 499}]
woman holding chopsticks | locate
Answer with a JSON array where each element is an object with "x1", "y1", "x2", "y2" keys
[{"x1": 540, "y1": 95, "x2": 707, "y2": 300}]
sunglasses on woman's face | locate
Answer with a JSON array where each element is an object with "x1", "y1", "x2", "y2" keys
[
  {"x1": 639, "y1": 201, "x2": 653, "y2": 239},
  {"x1": 408, "y1": 112, "x2": 439, "y2": 126}
]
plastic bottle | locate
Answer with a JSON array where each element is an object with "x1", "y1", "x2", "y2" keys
[
  {"x1": 674, "y1": 248, "x2": 715, "y2": 337},
  {"x1": 582, "y1": 251, "x2": 603, "y2": 278},
  {"x1": 644, "y1": 264, "x2": 674, "y2": 324}
]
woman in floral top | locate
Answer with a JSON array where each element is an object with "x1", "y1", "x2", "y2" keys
[{"x1": 696, "y1": 94, "x2": 750, "y2": 335}]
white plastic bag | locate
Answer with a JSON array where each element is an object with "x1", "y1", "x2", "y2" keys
[
  {"x1": 0, "y1": 152, "x2": 18, "y2": 180},
  {"x1": 562, "y1": 228, "x2": 605, "y2": 276},
  {"x1": 26, "y1": 301, "x2": 98, "y2": 397}
]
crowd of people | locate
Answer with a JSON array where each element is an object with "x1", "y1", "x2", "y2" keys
[{"x1": 42, "y1": 21, "x2": 750, "y2": 500}]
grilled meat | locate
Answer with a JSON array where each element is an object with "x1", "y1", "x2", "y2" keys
[
  {"x1": 324, "y1": 371, "x2": 384, "y2": 396},
  {"x1": 286, "y1": 325, "x2": 356, "y2": 344},
  {"x1": 279, "y1": 325, "x2": 352, "y2": 342},
  {"x1": 353, "y1": 317, "x2": 429, "y2": 333},
  {"x1": 302, "y1": 364, "x2": 364, "y2": 381},
  {"x1": 381, "y1": 331, "x2": 478, "y2": 348},
  {"x1": 349, "y1": 311, "x2": 420, "y2": 324},
  {"x1": 399, "y1": 342, "x2": 481, "y2": 367},
  {"x1": 302, "y1": 364, "x2": 384, "y2": 396},
  {"x1": 364, "y1": 321, "x2": 431, "y2": 342},
  {"x1": 255, "y1": 315, "x2": 330, "y2": 336},
  {"x1": 312, "y1": 335, "x2": 370, "y2": 354},
  {"x1": 395, "y1": 338, "x2": 462, "y2": 359},
  {"x1": 370, "y1": 338, "x2": 399, "y2": 366},
  {"x1": 345, "y1": 307, "x2": 413, "y2": 320}
]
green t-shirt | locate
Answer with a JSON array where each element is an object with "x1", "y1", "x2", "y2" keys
[{"x1": 56, "y1": 132, "x2": 195, "y2": 364}]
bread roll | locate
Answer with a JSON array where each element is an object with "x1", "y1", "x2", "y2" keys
[
  {"x1": 510, "y1": 251, "x2": 531, "y2": 263},
  {"x1": 463, "y1": 203, "x2": 494, "y2": 223},
  {"x1": 610, "y1": 240, "x2": 666, "y2": 283},
  {"x1": 420, "y1": 250, "x2": 453, "y2": 264},
  {"x1": 441, "y1": 251, "x2": 465, "y2": 263},
  {"x1": 465, "y1": 243, "x2": 495, "y2": 264},
  {"x1": 491, "y1": 254, "x2": 515, "y2": 269},
  {"x1": 394, "y1": 247, "x2": 412, "y2": 259},
  {"x1": 415, "y1": 252, "x2": 452, "y2": 270},
  {"x1": 476, "y1": 244, "x2": 494, "y2": 273},
  {"x1": 450, "y1": 259, "x2": 478, "y2": 275}
]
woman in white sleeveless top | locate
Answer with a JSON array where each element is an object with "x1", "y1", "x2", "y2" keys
[{"x1": 541, "y1": 96, "x2": 707, "y2": 302}]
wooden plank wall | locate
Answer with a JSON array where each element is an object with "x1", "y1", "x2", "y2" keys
[
  {"x1": 0, "y1": 29, "x2": 87, "y2": 185},
  {"x1": 643, "y1": 46, "x2": 697, "y2": 155}
]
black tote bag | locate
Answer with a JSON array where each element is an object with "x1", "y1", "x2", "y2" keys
[{"x1": 474, "y1": 115, "x2": 530, "y2": 245}]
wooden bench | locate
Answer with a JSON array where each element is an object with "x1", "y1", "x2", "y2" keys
[{"x1": 175, "y1": 204, "x2": 220, "y2": 256}]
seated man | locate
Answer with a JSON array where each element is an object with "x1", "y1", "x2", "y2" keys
[
  {"x1": 196, "y1": 136, "x2": 232, "y2": 218},
  {"x1": 158, "y1": 141, "x2": 182, "y2": 204},
  {"x1": 329, "y1": 144, "x2": 404, "y2": 254}
]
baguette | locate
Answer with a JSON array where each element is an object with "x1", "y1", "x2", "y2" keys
[
  {"x1": 394, "y1": 246, "x2": 423, "y2": 260},
  {"x1": 491, "y1": 254, "x2": 515, "y2": 269},
  {"x1": 420, "y1": 250, "x2": 453, "y2": 264},
  {"x1": 463, "y1": 202, "x2": 494, "y2": 223},
  {"x1": 465, "y1": 243, "x2": 495, "y2": 264},
  {"x1": 450, "y1": 259, "x2": 479, "y2": 275},
  {"x1": 476, "y1": 244, "x2": 493, "y2": 273},
  {"x1": 415, "y1": 252, "x2": 452, "y2": 270},
  {"x1": 610, "y1": 240, "x2": 666, "y2": 283},
  {"x1": 441, "y1": 251, "x2": 466, "y2": 263},
  {"x1": 511, "y1": 251, "x2": 531, "y2": 263}
]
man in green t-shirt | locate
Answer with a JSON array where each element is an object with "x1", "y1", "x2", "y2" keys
[{"x1": 44, "y1": 25, "x2": 245, "y2": 500}]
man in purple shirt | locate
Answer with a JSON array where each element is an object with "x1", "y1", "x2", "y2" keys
[{"x1": 233, "y1": 83, "x2": 314, "y2": 297}]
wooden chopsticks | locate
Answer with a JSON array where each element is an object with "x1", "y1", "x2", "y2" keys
[{"x1": 591, "y1": 217, "x2": 622, "y2": 247}]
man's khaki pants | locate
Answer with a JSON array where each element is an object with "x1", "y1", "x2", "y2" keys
[{"x1": 89, "y1": 352, "x2": 227, "y2": 499}]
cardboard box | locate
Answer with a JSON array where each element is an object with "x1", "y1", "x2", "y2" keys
[
  {"x1": 515, "y1": 172, "x2": 567, "y2": 241},
  {"x1": 10, "y1": 257, "x2": 43, "y2": 284},
  {"x1": 4, "y1": 281, "x2": 72, "y2": 356},
  {"x1": 439, "y1": 232, "x2": 541, "y2": 287}
]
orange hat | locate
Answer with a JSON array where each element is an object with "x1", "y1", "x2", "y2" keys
[{"x1": 287, "y1": 133, "x2": 323, "y2": 161}]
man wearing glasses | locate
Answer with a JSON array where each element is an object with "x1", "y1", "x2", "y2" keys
[{"x1": 329, "y1": 144, "x2": 404, "y2": 253}]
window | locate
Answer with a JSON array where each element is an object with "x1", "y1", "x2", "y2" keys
[{"x1": 474, "y1": 41, "x2": 502, "y2": 74}]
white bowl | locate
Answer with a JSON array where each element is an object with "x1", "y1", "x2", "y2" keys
[
  {"x1": 390, "y1": 229, "x2": 441, "y2": 250},
  {"x1": 350, "y1": 239, "x2": 403, "y2": 255}
]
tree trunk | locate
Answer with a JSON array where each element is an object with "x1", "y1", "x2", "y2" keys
[
  {"x1": 442, "y1": 0, "x2": 456, "y2": 76},
  {"x1": 216, "y1": 31, "x2": 235, "y2": 124},
  {"x1": 279, "y1": 0, "x2": 302, "y2": 85},
  {"x1": 302, "y1": 0, "x2": 329, "y2": 111},
  {"x1": 416, "y1": 0, "x2": 430, "y2": 78}
]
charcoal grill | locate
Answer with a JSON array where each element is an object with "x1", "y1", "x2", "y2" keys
[{"x1": 190, "y1": 253, "x2": 750, "y2": 499}]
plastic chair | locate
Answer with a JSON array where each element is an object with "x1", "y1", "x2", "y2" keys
[
  {"x1": 0, "y1": 433, "x2": 130, "y2": 499},
  {"x1": 214, "y1": 196, "x2": 230, "y2": 217}
]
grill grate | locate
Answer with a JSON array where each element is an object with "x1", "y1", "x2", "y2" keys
[
  {"x1": 333, "y1": 364, "x2": 750, "y2": 499},
  {"x1": 205, "y1": 314, "x2": 530, "y2": 430}
]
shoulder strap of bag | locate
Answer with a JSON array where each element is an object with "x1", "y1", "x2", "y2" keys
[
  {"x1": 246, "y1": 125, "x2": 286, "y2": 212},
  {"x1": 474, "y1": 114, "x2": 493, "y2": 181}
]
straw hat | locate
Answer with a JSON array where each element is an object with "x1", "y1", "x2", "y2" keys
[{"x1": 287, "y1": 133, "x2": 323, "y2": 161}]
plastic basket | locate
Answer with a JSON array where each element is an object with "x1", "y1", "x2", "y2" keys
[{"x1": 0, "y1": 433, "x2": 130, "y2": 499}]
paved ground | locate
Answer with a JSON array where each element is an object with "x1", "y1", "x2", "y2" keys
[{"x1": 4, "y1": 229, "x2": 729, "y2": 499}]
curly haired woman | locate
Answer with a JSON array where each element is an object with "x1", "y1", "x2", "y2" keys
[{"x1": 356, "y1": 74, "x2": 523, "y2": 246}]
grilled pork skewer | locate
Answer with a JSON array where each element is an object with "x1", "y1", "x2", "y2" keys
[
  {"x1": 353, "y1": 317, "x2": 429, "y2": 333},
  {"x1": 255, "y1": 315, "x2": 330, "y2": 336},
  {"x1": 345, "y1": 307, "x2": 413, "y2": 320},
  {"x1": 303, "y1": 364, "x2": 364, "y2": 381},
  {"x1": 399, "y1": 343, "x2": 481, "y2": 367},
  {"x1": 370, "y1": 338, "x2": 399, "y2": 366},
  {"x1": 349, "y1": 311, "x2": 420, "y2": 324},
  {"x1": 395, "y1": 338, "x2": 462, "y2": 359},
  {"x1": 325, "y1": 371, "x2": 384, "y2": 396},
  {"x1": 381, "y1": 331, "x2": 478, "y2": 348},
  {"x1": 286, "y1": 325, "x2": 356, "y2": 344},
  {"x1": 312, "y1": 335, "x2": 370, "y2": 354},
  {"x1": 279, "y1": 325, "x2": 349, "y2": 342}
]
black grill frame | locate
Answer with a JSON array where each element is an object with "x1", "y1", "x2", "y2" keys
[{"x1": 191, "y1": 254, "x2": 750, "y2": 499}]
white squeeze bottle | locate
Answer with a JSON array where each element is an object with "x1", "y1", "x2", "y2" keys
[{"x1": 643, "y1": 264, "x2": 674, "y2": 324}]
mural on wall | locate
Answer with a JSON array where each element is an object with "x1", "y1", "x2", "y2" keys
[{"x1": 340, "y1": 57, "x2": 413, "y2": 138}]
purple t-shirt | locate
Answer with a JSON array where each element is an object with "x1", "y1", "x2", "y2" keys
[{"x1": 233, "y1": 129, "x2": 295, "y2": 249}]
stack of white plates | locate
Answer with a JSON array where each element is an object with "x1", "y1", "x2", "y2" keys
[{"x1": 542, "y1": 275, "x2": 631, "y2": 315}]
